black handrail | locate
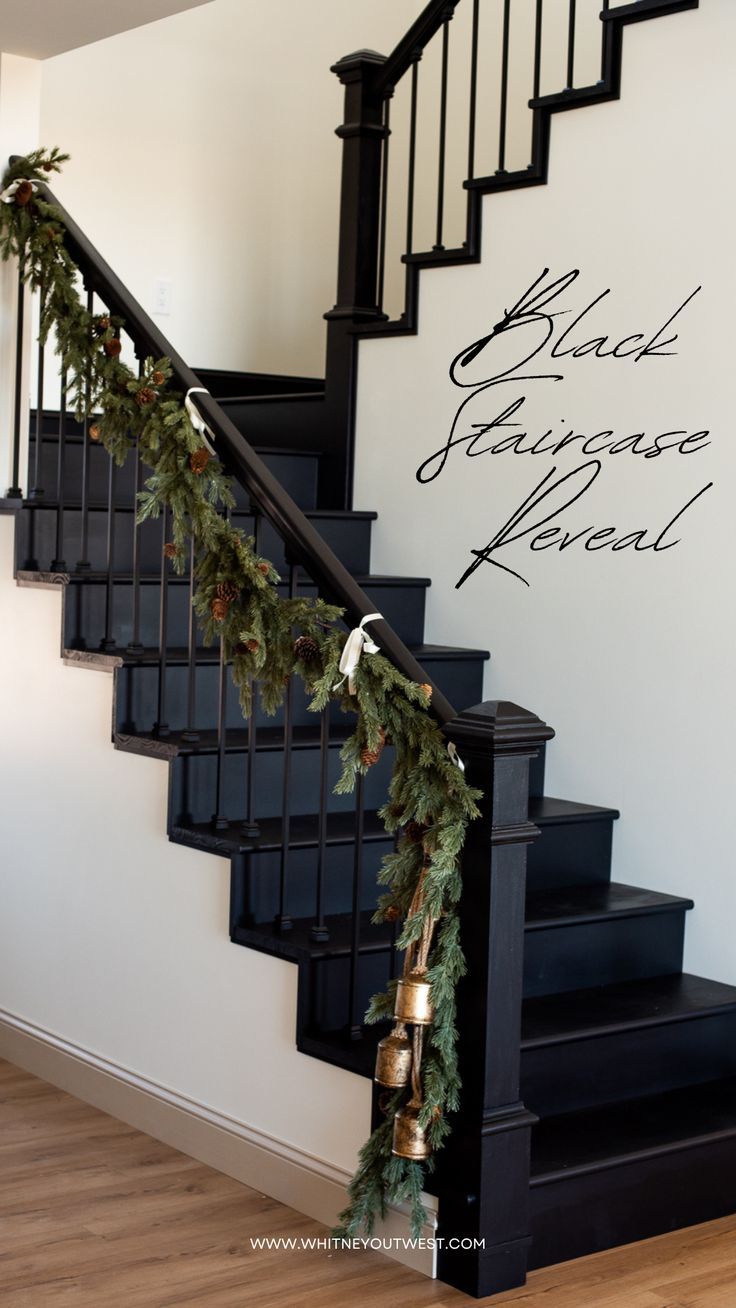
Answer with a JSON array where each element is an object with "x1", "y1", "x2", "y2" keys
[
  {"x1": 25, "y1": 169, "x2": 455, "y2": 724},
  {"x1": 370, "y1": 0, "x2": 461, "y2": 99}
]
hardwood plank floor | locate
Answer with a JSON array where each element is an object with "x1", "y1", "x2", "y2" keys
[{"x1": 1, "y1": 1057, "x2": 735, "y2": 1306}]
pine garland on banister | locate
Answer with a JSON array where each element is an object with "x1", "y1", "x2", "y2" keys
[{"x1": 1, "y1": 150, "x2": 482, "y2": 1238}]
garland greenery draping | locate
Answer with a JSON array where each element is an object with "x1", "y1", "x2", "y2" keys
[{"x1": 0, "y1": 150, "x2": 481, "y2": 1238}]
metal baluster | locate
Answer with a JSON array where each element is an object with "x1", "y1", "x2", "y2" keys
[
  {"x1": 601, "y1": 0, "x2": 610, "y2": 79},
  {"x1": 376, "y1": 97, "x2": 391, "y2": 316},
  {"x1": 434, "y1": 20, "x2": 450, "y2": 251},
  {"x1": 406, "y1": 60, "x2": 419, "y2": 257},
  {"x1": 211, "y1": 632, "x2": 229, "y2": 830},
  {"x1": 311, "y1": 705, "x2": 331, "y2": 943},
  {"x1": 348, "y1": 772, "x2": 366, "y2": 1039},
  {"x1": 241, "y1": 509, "x2": 261, "y2": 837},
  {"x1": 533, "y1": 0, "x2": 544, "y2": 101},
  {"x1": 126, "y1": 437, "x2": 144, "y2": 656},
  {"x1": 7, "y1": 267, "x2": 24, "y2": 498},
  {"x1": 50, "y1": 370, "x2": 67, "y2": 572},
  {"x1": 498, "y1": 0, "x2": 511, "y2": 173},
  {"x1": 30, "y1": 288, "x2": 44, "y2": 500},
  {"x1": 467, "y1": 0, "x2": 480, "y2": 181},
  {"x1": 76, "y1": 287, "x2": 94, "y2": 570},
  {"x1": 153, "y1": 505, "x2": 170, "y2": 737},
  {"x1": 100, "y1": 450, "x2": 117, "y2": 651},
  {"x1": 566, "y1": 0, "x2": 577, "y2": 90},
  {"x1": 275, "y1": 561, "x2": 298, "y2": 932},
  {"x1": 181, "y1": 534, "x2": 199, "y2": 742}
]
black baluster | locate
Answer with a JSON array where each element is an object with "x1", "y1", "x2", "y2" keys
[
  {"x1": 567, "y1": 0, "x2": 577, "y2": 90},
  {"x1": 601, "y1": 0, "x2": 610, "y2": 79},
  {"x1": 211, "y1": 632, "x2": 229, "y2": 830},
  {"x1": 241, "y1": 510, "x2": 261, "y2": 837},
  {"x1": 467, "y1": 0, "x2": 480, "y2": 181},
  {"x1": 153, "y1": 506, "x2": 170, "y2": 737},
  {"x1": 376, "y1": 96, "x2": 391, "y2": 316},
  {"x1": 310, "y1": 706, "x2": 331, "y2": 943},
  {"x1": 7, "y1": 267, "x2": 24, "y2": 498},
  {"x1": 181, "y1": 534, "x2": 199, "y2": 742},
  {"x1": 100, "y1": 451, "x2": 117, "y2": 651},
  {"x1": 30, "y1": 289, "x2": 44, "y2": 500},
  {"x1": 126, "y1": 437, "x2": 144, "y2": 656},
  {"x1": 498, "y1": 0, "x2": 511, "y2": 173},
  {"x1": 76, "y1": 287, "x2": 94, "y2": 570},
  {"x1": 51, "y1": 370, "x2": 68, "y2": 572},
  {"x1": 348, "y1": 771, "x2": 366, "y2": 1040},
  {"x1": 533, "y1": 0, "x2": 544, "y2": 101},
  {"x1": 406, "y1": 59, "x2": 419, "y2": 258},
  {"x1": 275, "y1": 561, "x2": 298, "y2": 932},
  {"x1": 434, "y1": 20, "x2": 450, "y2": 251}
]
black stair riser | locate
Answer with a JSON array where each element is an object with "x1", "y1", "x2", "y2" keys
[
  {"x1": 167, "y1": 746, "x2": 394, "y2": 826},
  {"x1": 221, "y1": 395, "x2": 327, "y2": 456},
  {"x1": 16, "y1": 504, "x2": 375, "y2": 577},
  {"x1": 27, "y1": 436, "x2": 321, "y2": 512},
  {"x1": 60, "y1": 574, "x2": 428, "y2": 650},
  {"x1": 526, "y1": 816, "x2": 614, "y2": 890},
  {"x1": 523, "y1": 909, "x2": 687, "y2": 998},
  {"x1": 308, "y1": 951, "x2": 393, "y2": 1033},
  {"x1": 114, "y1": 649, "x2": 485, "y2": 736},
  {"x1": 231, "y1": 846, "x2": 393, "y2": 927},
  {"x1": 529, "y1": 1133, "x2": 736, "y2": 1269},
  {"x1": 522, "y1": 1010, "x2": 736, "y2": 1118}
]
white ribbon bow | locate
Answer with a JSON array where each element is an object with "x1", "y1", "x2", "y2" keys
[
  {"x1": 1, "y1": 178, "x2": 38, "y2": 205},
  {"x1": 447, "y1": 741, "x2": 466, "y2": 773},
  {"x1": 334, "y1": 613, "x2": 383, "y2": 694},
  {"x1": 185, "y1": 387, "x2": 216, "y2": 454}
]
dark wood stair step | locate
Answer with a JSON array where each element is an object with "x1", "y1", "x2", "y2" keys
[{"x1": 525, "y1": 882, "x2": 692, "y2": 931}]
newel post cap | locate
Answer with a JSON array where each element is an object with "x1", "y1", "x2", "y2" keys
[
  {"x1": 443, "y1": 700, "x2": 554, "y2": 758},
  {"x1": 330, "y1": 49, "x2": 388, "y2": 82}
]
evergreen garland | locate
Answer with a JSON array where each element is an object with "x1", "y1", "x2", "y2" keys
[{"x1": 0, "y1": 150, "x2": 482, "y2": 1237}]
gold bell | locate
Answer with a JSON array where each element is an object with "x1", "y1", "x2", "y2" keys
[
  {"x1": 395, "y1": 969, "x2": 433, "y2": 1026},
  {"x1": 374, "y1": 1024, "x2": 412, "y2": 1088},
  {"x1": 392, "y1": 1103, "x2": 432, "y2": 1160}
]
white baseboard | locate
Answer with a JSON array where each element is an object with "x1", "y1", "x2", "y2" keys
[{"x1": 0, "y1": 1009, "x2": 436, "y2": 1277}]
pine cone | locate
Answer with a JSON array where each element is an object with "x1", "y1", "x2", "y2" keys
[
  {"x1": 384, "y1": 904, "x2": 402, "y2": 923},
  {"x1": 190, "y1": 448, "x2": 211, "y2": 475},
  {"x1": 163, "y1": 542, "x2": 177, "y2": 559},
  {"x1": 15, "y1": 181, "x2": 33, "y2": 207},
  {"x1": 360, "y1": 727, "x2": 387, "y2": 768},
  {"x1": 245, "y1": 638, "x2": 259, "y2": 653},
  {"x1": 103, "y1": 338, "x2": 122, "y2": 358},
  {"x1": 93, "y1": 315, "x2": 111, "y2": 337},
  {"x1": 135, "y1": 386, "x2": 156, "y2": 407},
  {"x1": 88, "y1": 424, "x2": 101, "y2": 442},
  {"x1": 216, "y1": 580, "x2": 240, "y2": 603},
  {"x1": 151, "y1": 370, "x2": 165, "y2": 386},
  {"x1": 211, "y1": 597, "x2": 230, "y2": 622},
  {"x1": 405, "y1": 820, "x2": 428, "y2": 845},
  {"x1": 257, "y1": 562, "x2": 270, "y2": 576},
  {"x1": 419, "y1": 683, "x2": 433, "y2": 703},
  {"x1": 294, "y1": 634, "x2": 319, "y2": 662}
]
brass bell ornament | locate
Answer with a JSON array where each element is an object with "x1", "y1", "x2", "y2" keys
[
  {"x1": 374, "y1": 1023, "x2": 412, "y2": 1088},
  {"x1": 394, "y1": 969, "x2": 433, "y2": 1026},
  {"x1": 391, "y1": 1102, "x2": 432, "y2": 1160}
]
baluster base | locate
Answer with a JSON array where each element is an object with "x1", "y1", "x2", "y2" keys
[
  {"x1": 211, "y1": 813, "x2": 229, "y2": 831},
  {"x1": 310, "y1": 922, "x2": 330, "y2": 943},
  {"x1": 240, "y1": 819, "x2": 260, "y2": 837},
  {"x1": 274, "y1": 913, "x2": 293, "y2": 933}
]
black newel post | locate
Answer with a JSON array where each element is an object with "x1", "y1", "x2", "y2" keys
[
  {"x1": 323, "y1": 50, "x2": 388, "y2": 510},
  {"x1": 435, "y1": 701, "x2": 554, "y2": 1299}
]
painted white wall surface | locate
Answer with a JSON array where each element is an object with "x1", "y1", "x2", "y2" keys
[
  {"x1": 0, "y1": 516, "x2": 368, "y2": 1170},
  {"x1": 355, "y1": 0, "x2": 736, "y2": 984},
  {"x1": 36, "y1": 0, "x2": 425, "y2": 379}
]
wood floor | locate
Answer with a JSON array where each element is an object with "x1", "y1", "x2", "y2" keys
[{"x1": 1, "y1": 1059, "x2": 735, "y2": 1306}]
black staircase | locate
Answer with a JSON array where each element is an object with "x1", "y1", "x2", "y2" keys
[{"x1": 5, "y1": 0, "x2": 735, "y2": 1300}]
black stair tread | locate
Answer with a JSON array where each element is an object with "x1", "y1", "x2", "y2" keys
[
  {"x1": 298, "y1": 1025, "x2": 383, "y2": 1078},
  {"x1": 116, "y1": 724, "x2": 354, "y2": 756},
  {"x1": 20, "y1": 498, "x2": 377, "y2": 521},
  {"x1": 232, "y1": 909, "x2": 394, "y2": 961},
  {"x1": 522, "y1": 973, "x2": 736, "y2": 1049},
  {"x1": 530, "y1": 1077, "x2": 736, "y2": 1184},
  {"x1": 171, "y1": 807, "x2": 390, "y2": 856},
  {"x1": 112, "y1": 642, "x2": 488, "y2": 668},
  {"x1": 56, "y1": 570, "x2": 431, "y2": 587},
  {"x1": 525, "y1": 882, "x2": 693, "y2": 932},
  {"x1": 530, "y1": 795, "x2": 620, "y2": 825}
]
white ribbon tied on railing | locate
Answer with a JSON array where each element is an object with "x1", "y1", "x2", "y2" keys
[
  {"x1": 185, "y1": 386, "x2": 216, "y2": 454},
  {"x1": 1, "y1": 178, "x2": 38, "y2": 205},
  {"x1": 334, "y1": 613, "x2": 383, "y2": 694},
  {"x1": 447, "y1": 741, "x2": 466, "y2": 773}
]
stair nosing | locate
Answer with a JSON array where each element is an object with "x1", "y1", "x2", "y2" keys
[{"x1": 525, "y1": 883, "x2": 694, "y2": 933}]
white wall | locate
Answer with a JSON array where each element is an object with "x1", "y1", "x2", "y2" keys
[
  {"x1": 37, "y1": 0, "x2": 424, "y2": 378},
  {"x1": 355, "y1": 0, "x2": 736, "y2": 984},
  {"x1": 0, "y1": 516, "x2": 369, "y2": 1170}
]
